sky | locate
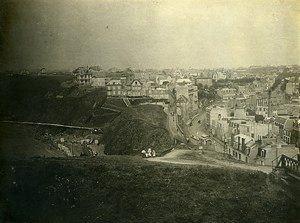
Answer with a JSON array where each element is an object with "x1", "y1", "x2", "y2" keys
[{"x1": 0, "y1": 0, "x2": 299, "y2": 71}]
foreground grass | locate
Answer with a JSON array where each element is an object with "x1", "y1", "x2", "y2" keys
[{"x1": 0, "y1": 156, "x2": 298, "y2": 223}]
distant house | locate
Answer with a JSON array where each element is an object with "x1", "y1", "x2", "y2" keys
[
  {"x1": 228, "y1": 134, "x2": 257, "y2": 163},
  {"x1": 195, "y1": 77, "x2": 213, "y2": 87},
  {"x1": 175, "y1": 78, "x2": 198, "y2": 114},
  {"x1": 206, "y1": 106, "x2": 227, "y2": 127},
  {"x1": 283, "y1": 119, "x2": 295, "y2": 144},
  {"x1": 256, "y1": 94, "x2": 269, "y2": 117},
  {"x1": 256, "y1": 91, "x2": 286, "y2": 117},
  {"x1": 229, "y1": 120, "x2": 270, "y2": 141},
  {"x1": 286, "y1": 79, "x2": 300, "y2": 95},
  {"x1": 134, "y1": 72, "x2": 150, "y2": 81},
  {"x1": 38, "y1": 68, "x2": 46, "y2": 76},
  {"x1": 176, "y1": 78, "x2": 192, "y2": 86},
  {"x1": 213, "y1": 119, "x2": 230, "y2": 142},
  {"x1": 216, "y1": 88, "x2": 237, "y2": 102},
  {"x1": 291, "y1": 118, "x2": 300, "y2": 149},
  {"x1": 148, "y1": 87, "x2": 169, "y2": 100},
  {"x1": 212, "y1": 71, "x2": 226, "y2": 81},
  {"x1": 91, "y1": 77, "x2": 106, "y2": 87},
  {"x1": 106, "y1": 79, "x2": 123, "y2": 96},
  {"x1": 77, "y1": 73, "x2": 92, "y2": 85},
  {"x1": 73, "y1": 67, "x2": 92, "y2": 85},
  {"x1": 91, "y1": 69, "x2": 106, "y2": 87},
  {"x1": 176, "y1": 95, "x2": 189, "y2": 121},
  {"x1": 274, "y1": 117, "x2": 294, "y2": 143},
  {"x1": 19, "y1": 69, "x2": 30, "y2": 75},
  {"x1": 127, "y1": 79, "x2": 143, "y2": 97},
  {"x1": 256, "y1": 143, "x2": 299, "y2": 166}
]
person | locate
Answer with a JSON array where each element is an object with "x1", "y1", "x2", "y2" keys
[
  {"x1": 152, "y1": 150, "x2": 156, "y2": 157},
  {"x1": 141, "y1": 150, "x2": 147, "y2": 158},
  {"x1": 147, "y1": 148, "x2": 152, "y2": 157}
]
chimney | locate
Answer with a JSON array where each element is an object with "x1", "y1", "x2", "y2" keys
[
  {"x1": 242, "y1": 138, "x2": 245, "y2": 151},
  {"x1": 237, "y1": 136, "x2": 241, "y2": 150}
]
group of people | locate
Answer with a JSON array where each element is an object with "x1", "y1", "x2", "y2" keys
[{"x1": 141, "y1": 148, "x2": 156, "y2": 158}]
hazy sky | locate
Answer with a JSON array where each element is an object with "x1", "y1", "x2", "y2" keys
[{"x1": 0, "y1": 0, "x2": 299, "y2": 71}]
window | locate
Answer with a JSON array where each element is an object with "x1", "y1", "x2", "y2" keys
[{"x1": 258, "y1": 148, "x2": 266, "y2": 157}]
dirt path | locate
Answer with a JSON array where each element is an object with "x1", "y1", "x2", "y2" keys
[{"x1": 149, "y1": 149, "x2": 272, "y2": 173}]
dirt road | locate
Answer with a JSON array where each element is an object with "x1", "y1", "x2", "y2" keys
[{"x1": 149, "y1": 149, "x2": 272, "y2": 173}]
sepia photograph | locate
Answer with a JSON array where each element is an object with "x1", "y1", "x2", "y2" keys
[{"x1": 0, "y1": 0, "x2": 300, "y2": 222}]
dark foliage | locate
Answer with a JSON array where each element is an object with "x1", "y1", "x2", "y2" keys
[
  {"x1": 103, "y1": 105, "x2": 172, "y2": 155},
  {"x1": 0, "y1": 76, "x2": 112, "y2": 127}
]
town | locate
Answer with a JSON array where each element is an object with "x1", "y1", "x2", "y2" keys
[
  {"x1": 4, "y1": 64, "x2": 300, "y2": 169},
  {"x1": 1, "y1": 0, "x2": 300, "y2": 222}
]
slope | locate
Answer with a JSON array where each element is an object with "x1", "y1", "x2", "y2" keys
[{"x1": 103, "y1": 104, "x2": 172, "y2": 155}]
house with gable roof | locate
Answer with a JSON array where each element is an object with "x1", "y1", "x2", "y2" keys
[{"x1": 127, "y1": 79, "x2": 144, "y2": 97}]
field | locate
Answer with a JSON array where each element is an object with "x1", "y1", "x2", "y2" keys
[
  {"x1": 0, "y1": 123, "x2": 300, "y2": 223},
  {"x1": 1, "y1": 155, "x2": 299, "y2": 223}
]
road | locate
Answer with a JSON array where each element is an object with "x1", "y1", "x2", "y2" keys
[
  {"x1": 166, "y1": 100, "x2": 186, "y2": 143},
  {"x1": 2, "y1": 121, "x2": 103, "y2": 133},
  {"x1": 149, "y1": 149, "x2": 272, "y2": 173},
  {"x1": 157, "y1": 107, "x2": 273, "y2": 173},
  {"x1": 186, "y1": 110, "x2": 224, "y2": 153}
]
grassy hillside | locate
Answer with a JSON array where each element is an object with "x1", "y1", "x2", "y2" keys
[
  {"x1": 103, "y1": 105, "x2": 172, "y2": 155},
  {"x1": 0, "y1": 123, "x2": 65, "y2": 159},
  {"x1": 0, "y1": 75, "x2": 117, "y2": 127},
  {"x1": 0, "y1": 157, "x2": 299, "y2": 223}
]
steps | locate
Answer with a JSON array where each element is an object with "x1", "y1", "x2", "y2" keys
[
  {"x1": 122, "y1": 97, "x2": 131, "y2": 107},
  {"x1": 272, "y1": 154, "x2": 300, "y2": 181}
]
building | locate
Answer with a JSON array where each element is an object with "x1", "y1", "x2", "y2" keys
[
  {"x1": 256, "y1": 91, "x2": 286, "y2": 117},
  {"x1": 76, "y1": 73, "x2": 92, "y2": 85},
  {"x1": 176, "y1": 95, "x2": 189, "y2": 121},
  {"x1": 127, "y1": 79, "x2": 144, "y2": 97},
  {"x1": 20, "y1": 69, "x2": 30, "y2": 75},
  {"x1": 228, "y1": 134, "x2": 257, "y2": 163},
  {"x1": 91, "y1": 69, "x2": 106, "y2": 87},
  {"x1": 73, "y1": 67, "x2": 92, "y2": 86},
  {"x1": 195, "y1": 78, "x2": 213, "y2": 87},
  {"x1": 291, "y1": 118, "x2": 300, "y2": 149},
  {"x1": 256, "y1": 94, "x2": 268, "y2": 117},
  {"x1": 206, "y1": 106, "x2": 227, "y2": 127},
  {"x1": 175, "y1": 78, "x2": 198, "y2": 116},
  {"x1": 274, "y1": 117, "x2": 294, "y2": 142},
  {"x1": 38, "y1": 68, "x2": 46, "y2": 75},
  {"x1": 106, "y1": 79, "x2": 123, "y2": 96},
  {"x1": 256, "y1": 143, "x2": 299, "y2": 166},
  {"x1": 134, "y1": 72, "x2": 150, "y2": 81},
  {"x1": 286, "y1": 78, "x2": 300, "y2": 95},
  {"x1": 216, "y1": 88, "x2": 237, "y2": 102},
  {"x1": 213, "y1": 119, "x2": 230, "y2": 142},
  {"x1": 212, "y1": 71, "x2": 226, "y2": 81},
  {"x1": 148, "y1": 87, "x2": 169, "y2": 100},
  {"x1": 91, "y1": 77, "x2": 106, "y2": 87}
]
